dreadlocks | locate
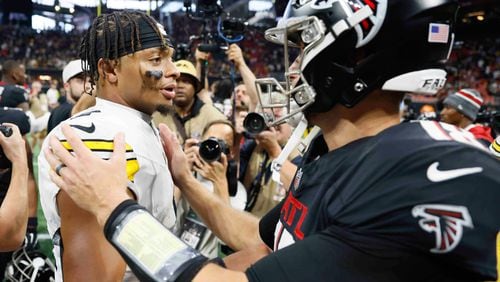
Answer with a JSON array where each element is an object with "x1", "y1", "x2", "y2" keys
[{"x1": 80, "y1": 11, "x2": 172, "y2": 94}]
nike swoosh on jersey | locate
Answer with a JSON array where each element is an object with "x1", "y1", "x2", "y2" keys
[
  {"x1": 426, "y1": 162, "x2": 483, "y2": 182},
  {"x1": 70, "y1": 123, "x2": 96, "y2": 133}
]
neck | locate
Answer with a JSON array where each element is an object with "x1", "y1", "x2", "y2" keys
[
  {"x1": 458, "y1": 118, "x2": 472, "y2": 129},
  {"x1": 175, "y1": 99, "x2": 195, "y2": 118},
  {"x1": 310, "y1": 90, "x2": 402, "y2": 151}
]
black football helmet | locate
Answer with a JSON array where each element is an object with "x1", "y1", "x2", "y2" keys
[
  {"x1": 255, "y1": 0, "x2": 459, "y2": 125},
  {"x1": 4, "y1": 247, "x2": 55, "y2": 282}
]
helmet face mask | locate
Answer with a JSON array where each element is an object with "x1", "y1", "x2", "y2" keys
[
  {"x1": 255, "y1": 0, "x2": 458, "y2": 126},
  {"x1": 5, "y1": 247, "x2": 55, "y2": 282}
]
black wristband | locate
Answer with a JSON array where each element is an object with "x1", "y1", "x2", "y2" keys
[
  {"x1": 173, "y1": 255, "x2": 209, "y2": 282},
  {"x1": 27, "y1": 217, "x2": 38, "y2": 233}
]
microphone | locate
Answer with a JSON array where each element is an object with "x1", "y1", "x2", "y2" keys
[{"x1": 146, "y1": 70, "x2": 163, "y2": 79}]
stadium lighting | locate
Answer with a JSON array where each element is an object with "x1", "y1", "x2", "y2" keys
[
  {"x1": 162, "y1": 1, "x2": 184, "y2": 13},
  {"x1": 249, "y1": 0, "x2": 273, "y2": 12},
  {"x1": 55, "y1": 5, "x2": 61, "y2": 12}
]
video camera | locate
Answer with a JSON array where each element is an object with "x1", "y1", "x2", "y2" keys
[
  {"x1": 199, "y1": 137, "x2": 229, "y2": 163},
  {"x1": 0, "y1": 125, "x2": 14, "y2": 169},
  {"x1": 183, "y1": 0, "x2": 246, "y2": 53}
]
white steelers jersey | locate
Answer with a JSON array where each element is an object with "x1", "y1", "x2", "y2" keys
[{"x1": 38, "y1": 98, "x2": 175, "y2": 281}]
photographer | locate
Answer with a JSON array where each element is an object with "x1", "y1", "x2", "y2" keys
[
  {"x1": 0, "y1": 123, "x2": 29, "y2": 251},
  {"x1": 178, "y1": 119, "x2": 246, "y2": 258},
  {"x1": 240, "y1": 108, "x2": 301, "y2": 218}
]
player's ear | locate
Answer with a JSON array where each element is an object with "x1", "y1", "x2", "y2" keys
[{"x1": 98, "y1": 58, "x2": 118, "y2": 84}]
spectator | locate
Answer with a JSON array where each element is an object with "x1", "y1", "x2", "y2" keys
[
  {"x1": 0, "y1": 60, "x2": 29, "y2": 111},
  {"x1": 47, "y1": 59, "x2": 91, "y2": 133},
  {"x1": 440, "y1": 88, "x2": 494, "y2": 146},
  {"x1": 153, "y1": 60, "x2": 226, "y2": 145}
]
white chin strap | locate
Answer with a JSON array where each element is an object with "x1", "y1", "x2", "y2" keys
[{"x1": 271, "y1": 116, "x2": 321, "y2": 184}]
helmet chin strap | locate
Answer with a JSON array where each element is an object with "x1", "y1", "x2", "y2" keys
[{"x1": 271, "y1": 116, "x2": 320, "y2": 184}]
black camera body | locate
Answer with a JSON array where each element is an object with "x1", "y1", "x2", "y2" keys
[
  {"x1": 199, "y1": 137, "x2": 229, "y2": 163},
  {"x1": 0, "y1": 125, "x2": 14, "y2": 169},
  {"x1": 243, "y1": 112, "x2": 272, "y2": 135}
]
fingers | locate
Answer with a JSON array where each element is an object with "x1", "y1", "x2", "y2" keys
[
  {"x1": 159, "y1": 123, "x2": 182, "y2": 156},
  {"x1": 60, "y1": 124, "x2": 92, "y2": 159},
  {"x1": 220, "y1": 153, "x2": 228, "y2": 168},
  {"x1": 110, "y1": 132, "x2": 126, "y2": 167},
  {"x1": 48, "y1": 135, "x2": 77, "y2": 170}
]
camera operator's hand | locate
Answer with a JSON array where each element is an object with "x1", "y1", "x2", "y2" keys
[
  {"x1": 193, "y1": 154, "x2": 229, "y2": 201},
  {"x1": 255, "y1": 127, "x2": 282, "y2": 159},
  {"x1": 195, "y1": 48, "x2": 210, "y2": 63},
  {"x1": 226, "y1": 44, "x2": 245, "y2": 69},
  {"x1": 235, "y1": 110, "x2": 248, "y2": 135},
  {"x1": 184, "y1": 138, "x2": 202, "y2": 171},
  {"x1": 0, "y1": 123, "x2": 27, "y2": 166}
]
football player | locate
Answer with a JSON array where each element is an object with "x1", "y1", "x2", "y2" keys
[{"x1": 38, "y1": 11, "x2": 179, "y2": 281}]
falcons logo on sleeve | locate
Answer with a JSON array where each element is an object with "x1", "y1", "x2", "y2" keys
[{"x1": 412, "y1": 204, "x2": 473, "y2": 254}]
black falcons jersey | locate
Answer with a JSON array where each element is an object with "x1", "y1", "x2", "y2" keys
[{"x1": 248, "y1": 121, "x2": 500, "y2": 282}]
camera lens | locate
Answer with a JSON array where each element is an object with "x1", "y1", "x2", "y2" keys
[
  {"x1": 199, "y1": 138, "x2": 223, "y2": 162},
  {"x1": 243, "y1": 112, "x2": 267, "y2": 135}
]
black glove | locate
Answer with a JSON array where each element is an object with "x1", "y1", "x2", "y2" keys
[{"x1": 24, "y1": 217, "x2": 38, "y2": 250}]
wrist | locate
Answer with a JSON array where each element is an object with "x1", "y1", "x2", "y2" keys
[{"x1": 96, "y1": 191, "x2": 131, "y2": 227}]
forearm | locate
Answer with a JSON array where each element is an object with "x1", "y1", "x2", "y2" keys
[
  {"x1": 238, "y1": 63, "x2": 258, "y2": 111},
  {"x1": 0, "y1": 162, "x2": 29, "y2": 250},
  {"x1": 28, "y1": 173, "x2": 38, "y2": 217},
  {"x1": 212, "y1": 177, "x2": 230, "y2": 203},
  {"x1": 180, "y1": 176, "x2": 262, "y2": 250},
  {"x1": 279, "y1": 160, "x2": 298, "y2": 191}
]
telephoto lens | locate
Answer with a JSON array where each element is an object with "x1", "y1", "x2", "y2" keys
[
  {"x1": 243, "y1": 112, "x2": 268, "y2": 135},
  {"x1": 199, "y1": 137, "x2": 229, "y2": 162}
]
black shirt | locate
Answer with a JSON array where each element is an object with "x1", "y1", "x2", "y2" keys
[
  {"x1": 0, "y1": 84, "x2": 29, "y2": 108},
  {"x1": 47, "y1": 100, "x2": 73, "y2": 133},
  {"x1": 247, "y1": 121, "x2": 500, "y2": 281}
]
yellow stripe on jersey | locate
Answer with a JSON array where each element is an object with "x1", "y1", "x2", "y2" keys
[
  {"x1": 493, "y1": 140, "x2": 500, "y2": 152},
  {"x1": 126, "y1": 159, "x2": 139, "y2": 181},
  {"x1": 60, "y1": 140, "x2": 133, "y2": 152},
  {"x1": 497, "y1": 232, "x2": 500, "y2": 282},
  {"x1": 59, "y1": 139, "x2": 139, "y2": 181}
]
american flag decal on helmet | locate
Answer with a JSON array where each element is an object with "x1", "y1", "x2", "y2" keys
[{"x1": 412, "y1": 204, "x2": 473, "y2": 254}]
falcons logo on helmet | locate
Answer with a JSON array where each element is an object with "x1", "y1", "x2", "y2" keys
[{"x1": 412, "y1": 204, "x2": 473, "y2": 254}]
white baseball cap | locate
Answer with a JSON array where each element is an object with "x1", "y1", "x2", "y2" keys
[{"x1": 62, "y1": 59, "x2": 84, "y2": 83}]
